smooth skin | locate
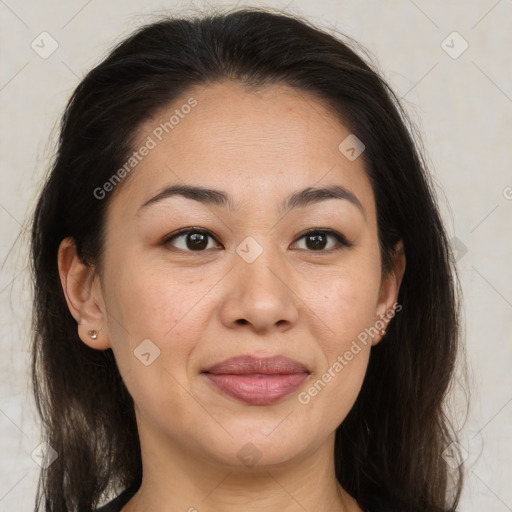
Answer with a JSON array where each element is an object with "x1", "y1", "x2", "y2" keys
[{"x1": 58, "y1": 81, "x2": 405, "y2": 512}]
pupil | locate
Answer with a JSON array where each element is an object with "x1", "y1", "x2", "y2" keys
[
  {"x1": 307, "y1": 233, "x2": 326, "y2": 250},
  {"x1": 187, "y1": 232, "x2": 207, "y2": 250}
]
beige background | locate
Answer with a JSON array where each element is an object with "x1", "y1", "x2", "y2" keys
[{"x1": 1, "y1": 0, "x2": 511, "y2": 510}]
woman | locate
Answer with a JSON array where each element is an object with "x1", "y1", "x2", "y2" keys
[{"x1": 30, "y1": 7, "x2": 465, "y2": 512}]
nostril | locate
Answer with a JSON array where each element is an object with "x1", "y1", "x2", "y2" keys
[{"x1": 236, "y1": 319, "x2": 249, "y2": 325}]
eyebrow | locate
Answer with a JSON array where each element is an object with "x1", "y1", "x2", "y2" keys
[{"x1": 137, "y1": 183, "x2": 365, "y2": 218}]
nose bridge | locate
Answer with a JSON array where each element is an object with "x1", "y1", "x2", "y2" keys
[
  {"x1": 236, "y1": 233, "x2": 288, "y2": 291},
  {"x1": 219, "y1": 236, "x2": 299, "y2": 333}
]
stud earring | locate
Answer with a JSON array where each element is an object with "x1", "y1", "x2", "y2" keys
[
  {"x1": 376, "y1": 314, "x2": 387, "y2": 337},
  {"x1": 88, "y1": 329, "x2": 98, "y2": 340}
]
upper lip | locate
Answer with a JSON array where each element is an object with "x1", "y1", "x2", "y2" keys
[{"x1": 203, "y1": 355, "x2": 310, "y2": 375}]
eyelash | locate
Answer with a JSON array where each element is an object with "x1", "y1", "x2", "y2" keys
[{"x1": 161, "y1": 227, "x2": 353, "y2": 253}]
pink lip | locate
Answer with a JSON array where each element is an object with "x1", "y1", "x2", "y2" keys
[{"x1": 202, "y1": 355, "x2": 310, "y2": 405}]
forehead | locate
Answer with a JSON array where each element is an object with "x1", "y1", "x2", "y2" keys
[{"x1": 109, "y1": 81, "x2": 376, "y2": 222}]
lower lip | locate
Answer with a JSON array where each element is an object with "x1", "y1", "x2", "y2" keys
[{"x1": 204, "y1": 373, "x2": 309, "y2": 405}]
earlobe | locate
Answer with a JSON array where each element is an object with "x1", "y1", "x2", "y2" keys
[{"x1": 57, "y1": 237, "x2": 111, "y2": 350}]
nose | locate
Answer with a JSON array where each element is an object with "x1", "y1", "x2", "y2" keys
[{"x1": 218, "y1": 250, "x2": 299, "y2": 334}]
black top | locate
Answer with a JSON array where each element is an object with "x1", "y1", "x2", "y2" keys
[
  {"x1": 96, "y1": 483, "x2": 398, "y2": 512},
  {"x1": 96, "y1": 483, "x2": 138, "y2": 512}
]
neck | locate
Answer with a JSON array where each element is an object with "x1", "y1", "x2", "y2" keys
[{"x1": 122, "y1": 421, "x2": 361, "y2": 512}]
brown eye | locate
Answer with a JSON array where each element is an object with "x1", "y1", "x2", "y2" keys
[
  {"x1": 163, "y1": 229, "x2": 220, "y2": 252},
  {"x1": 305, "y1": 233, "x2": 328, "y2": 250},
  {"x1": 292, "y1": 229, "x2": 352, "y2": 251}
]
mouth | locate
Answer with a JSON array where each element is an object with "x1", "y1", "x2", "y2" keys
[{"x1": 202, "y1": 355, "x2": 310, "y2": 405}]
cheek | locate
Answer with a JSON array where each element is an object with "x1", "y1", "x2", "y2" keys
[
  {"x1": 103, "y1": 261, "x2": 215, "y2": 421},
  {"x1": 302, "y1": 263, "x2": 381, "y2": 352},
  {"x1": 299, "y1": 277, "x2": 374, "y2": 430},
  {"x1": 106, "y1": 258, "x2": 207, "y2": 337},
  {"x1": 103, "y1": 252, "x2": 219, "y2": 382},
  {"x1": 294, "y1": 255, "x2": 379, "y2": 422}
]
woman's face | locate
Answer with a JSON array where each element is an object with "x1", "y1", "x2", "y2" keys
[{"x1": 86, "y1": 81, "x2": 403, "y2": 469}]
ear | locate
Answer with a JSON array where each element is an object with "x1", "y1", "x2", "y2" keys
[
  {"x1": 373, "y1": 239, "x2": 406, "y2": 346},
  {"x1": 57, "y1": 237, "x2": 110, "y2": 350}
]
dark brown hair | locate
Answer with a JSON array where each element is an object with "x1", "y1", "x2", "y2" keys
[{"x1": 30, "y1": 6, "x2": 466, "y2": 511}]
